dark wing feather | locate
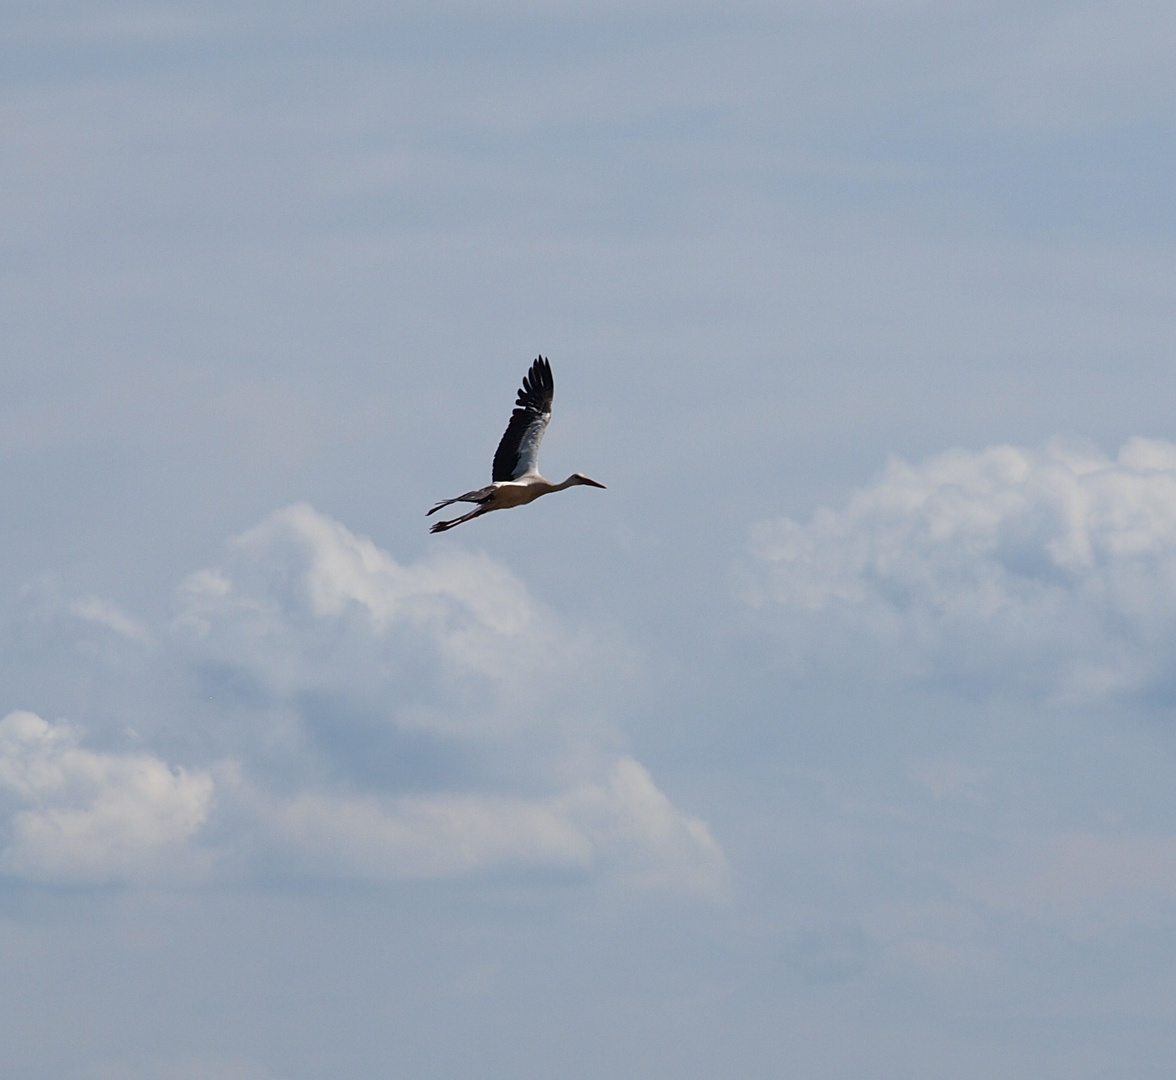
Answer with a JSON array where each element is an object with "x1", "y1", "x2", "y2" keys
[{"x1": 492, "y1": 356, "x2": 554, "y2": 481}]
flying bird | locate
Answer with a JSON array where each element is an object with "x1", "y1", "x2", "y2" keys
[{"x1": 428, "y1": 356, "x2": 605, "y2": 533}]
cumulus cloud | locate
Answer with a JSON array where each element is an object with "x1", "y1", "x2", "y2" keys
[
  {"x1": 0, "y1": 505, "x2": 722, "y2": 892},
  {"x1": 260, "y1": 757, "x2": 724, "y2": 892},
  {"x1": 0, "y1": 710, "x2": 213, "y2": 883},
  {"x1": 174, "y1": 503, "x2": 594, "y2": 745},
  {"x1": 748, "y1": 438, "x2": 1176, "y2": 703},
  {"x1": 173, "y1": 504, "x2": 722, "y2": 892}
]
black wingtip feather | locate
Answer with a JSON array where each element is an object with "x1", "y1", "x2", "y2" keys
[{"x1": 515, "y1": 356, "x2": 553, "y2": 411}]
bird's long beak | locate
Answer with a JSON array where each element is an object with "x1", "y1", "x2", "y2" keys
[{"x1": 581, "y1": 477, "x2": 606, "y2": 488}]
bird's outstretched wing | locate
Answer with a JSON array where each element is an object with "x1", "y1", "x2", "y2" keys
[{"x1": 492, "y1": 356, "x2": 553, "y2": 481}]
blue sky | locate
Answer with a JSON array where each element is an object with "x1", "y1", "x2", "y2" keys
[{"x1": 2, "y1": 2, "x2": 1176, "y2": 1077}]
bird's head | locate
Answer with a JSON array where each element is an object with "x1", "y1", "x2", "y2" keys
[{"x1": 570, "y1": 473, "x2": 606, "y2": 489}]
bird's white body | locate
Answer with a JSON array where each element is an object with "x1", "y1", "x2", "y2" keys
[
  {"x1": 428, "y1": 357, "x2": 604, "y2": 533},
  {"x1": 487, "y1": 477, "x2": 556, "y2": 509}
]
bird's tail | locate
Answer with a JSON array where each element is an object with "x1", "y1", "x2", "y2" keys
[{"x1": 426, "y1": 485, "x2": 493, "y2": 516}]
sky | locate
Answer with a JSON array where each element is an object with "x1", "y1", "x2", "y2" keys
[{"x1": 2, "y1": 1, "x2": 1175, "y2": 1077}]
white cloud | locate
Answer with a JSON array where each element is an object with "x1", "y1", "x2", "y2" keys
[
  {"x1": 0, "y1": 506, "x2": 722, "y2": 891},
  {"x1": 14, "y1": 503, "x2": 714, "y2": 893},
  {"x1": 69, "y1": 595, "x2": 152, "y2": 644},
  {"x1": 258, "y1": 757, "x2": 724, "y2": 893},
  {"x1": 172, "y1": 505, "x2": 721, "y2": 890},
  {"x1": 748, "y1": 438, "x2": 1176, "y2": 703},
  {"x1": 174, "y1": 503, "x2": 596, "y2": 742},
  {"x1": 0, "y1": 710, "x2": 213, "y2": 884}
]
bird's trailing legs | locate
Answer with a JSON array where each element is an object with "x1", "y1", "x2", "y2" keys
[{"x1": 429, "y1": 505, "x2": 489, "y2": 533}]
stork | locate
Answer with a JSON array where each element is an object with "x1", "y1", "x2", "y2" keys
[{"x1": 428, "y1": 356, "x2": 605, "y2": 533}]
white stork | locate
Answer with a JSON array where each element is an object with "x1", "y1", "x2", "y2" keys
[{"x1": 428, "y1": 356, "x2": 605, "y2": 533}]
